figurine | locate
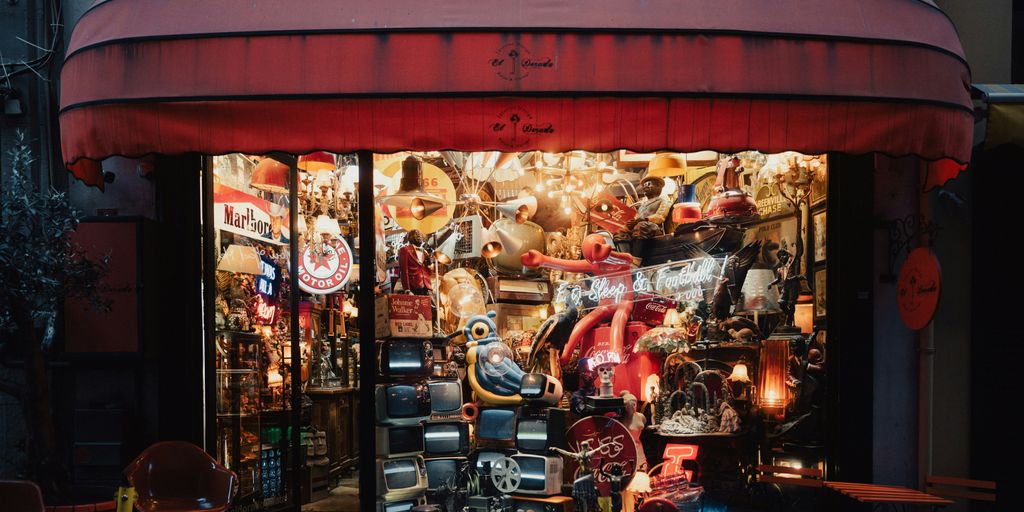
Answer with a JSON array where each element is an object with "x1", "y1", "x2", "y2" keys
[
  {"x1": 621, "y1": 391, "x2": 647, "y2": 468},
  {"x1": 552, "y1": 440, "x2": 611, "y2": 512},
  {"x1": 599, "y1": 463, "x2": 629, "y2": 512},
  {"x1": 625, "y1": 176, "x2": 669, "y2": 239},
  {"x1": 770, "y1": 248, "x2": 808, "y2": 329},
  {"x1": 398, "y1": 228, "x2": 433, "y2": 295},
  {"x1": 571, "y1": 364, "x2": 599, "y2": 415},
  {"x1": 718, "y1": 400, "x2": 740, "y2": 433},
  {"x1": 522, "y1": 233, "x2": 637, "y2": 368}
]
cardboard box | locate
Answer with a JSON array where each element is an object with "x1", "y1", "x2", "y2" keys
[{"x1": 375, "y1": 294, "x2": 433, "y2": 338}]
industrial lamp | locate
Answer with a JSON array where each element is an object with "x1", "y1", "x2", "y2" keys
[
  {"x1": 297, "y1": 151, "x2": 336, "y2": 172},
  {"x1": 495, "y1": 195, "x2": 538, "y2": 224},
  {"x1": 377, "y1": 156, "x2": 446, "y2": 220}
]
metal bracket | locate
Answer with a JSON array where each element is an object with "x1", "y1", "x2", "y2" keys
[{"x1": 879, "y1": 214, "x2": 940, "y2": 282}]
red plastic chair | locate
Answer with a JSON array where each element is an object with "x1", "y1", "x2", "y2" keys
[
  {"x1": 123, "y1": 441, "x2": 236, "y2": 512},
  {"x1": 0, "y1": 480, "x2": 45, "y2": 512}
]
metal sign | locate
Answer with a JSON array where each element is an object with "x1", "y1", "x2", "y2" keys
[{"x1": 897, "y1": 247, "x2": 941, "y2": 330}]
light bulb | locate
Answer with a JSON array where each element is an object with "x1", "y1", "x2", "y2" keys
[
  {"x1": 564, "y1": 206, "x2": 572, "y2": 214},
  {"x1": 535, "y1": 182, "x2": 545, "y2": 192}
]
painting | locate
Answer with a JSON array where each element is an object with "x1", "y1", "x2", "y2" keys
[
  {"x1": 813, "y1": 210, "x2": 827, "y2": 263},
  {"x1": 811, "y1": 163, "x2": 828, "y2": 207},
  {"x1": 744, "y1": 217, "x2": 799, "y2": 267},
  {"x1": 814, "y1": 268, "x2": 827, "y2": 318}
]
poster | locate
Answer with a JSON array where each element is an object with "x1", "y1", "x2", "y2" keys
[
  {"x1": 214, "y1": 182, "x2": 290, "y2": 244},
  {"x1": 813, "y1": 210, "x2": 827, "y2": 263},
  {"x1": 744, "y1": 218, "x2": 798, "y2": 266}
]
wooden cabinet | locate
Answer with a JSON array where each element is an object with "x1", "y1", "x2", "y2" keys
[{"x1": 307, "y1": 387, "x2": 359, "y2": 479}]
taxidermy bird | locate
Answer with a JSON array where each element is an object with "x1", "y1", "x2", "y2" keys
[{"x1": 527, "y1": 302, "x2": 579, "y2": 370}]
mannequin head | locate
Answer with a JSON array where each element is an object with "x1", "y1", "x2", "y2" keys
[{"x1": 405, "y1": 229, "x2": 424, "y2": 247}]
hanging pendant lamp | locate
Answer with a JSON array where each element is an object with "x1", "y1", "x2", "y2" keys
[{"x1": 377, "y1": 156, "x2": 446, "y2": 220}]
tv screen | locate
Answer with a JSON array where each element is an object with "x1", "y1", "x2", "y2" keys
[
  {"x1": 516, "y1": 418, "x2": 548, "y2": 452},
  {"x1": 516, "y1": 456, "x2": 548, "y2": 492},
  {"x1": 519, "y1": 374, "x2": 545, "y2": 396},
  {"x1": 382, "y1": 459, "x2": 419, "y2": 490},
  {"x1": 428, "y1": 380, "x2": 463, "y2": 414},
  {"x1": 379, "y1": 425, "x2": 424, "y2": 457},
  {"x1": 423, "y1": 422, "x2": 468, "y2": 456},
  {"x1": 424, "y1": 458, "x2": 461, "y2": 490},
  {"x1": 382, "y1": 339, "x2": 432, "y2": 375},
  {"x1": 386, "y1": 383, "x2": 430, "y2": 418},
  {"x1": 379, "y1": 501, "x2": 417, "y2": 512},
  {"x1": 477, "y1": 408, "x2": 516, "y2": 440}
]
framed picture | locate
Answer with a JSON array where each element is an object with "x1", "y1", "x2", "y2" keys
[
  {"x1": 814, "y1": 268, "x2": 827, "y2": 318},
  {"x1": 813, "y1": 210, "x2": 827, "y2": 263},
  {"x1": 744, "y1": 217, "x2": 799, "y2": 266},
  {"x1": 811, "y1": 164, "x2": 828, "y2": 207}
]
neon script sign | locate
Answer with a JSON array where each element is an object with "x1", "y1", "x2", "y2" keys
[{"x1": 561, "y1": 256, "x2": 727, "y2": 308}]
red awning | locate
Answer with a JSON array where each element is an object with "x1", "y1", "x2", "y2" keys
[{"x1": 61, "y1": 0, "x2": 972, "y2": 188}]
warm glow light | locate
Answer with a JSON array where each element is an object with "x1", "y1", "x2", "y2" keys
[
  {"x1": 643, "y1": 374, "x2": 661, "y2": 401},
  {"x1": 759, "y1": 337, "x2": 790, "y2": 418},
  {"x1": 663, "y1": 308, "x2": 682, "y2": 327},
  {"x1": 728, "y1": 362, "x2": 750, "y2": 383},
  {"x1": 794, "y1": 303, "x2": 814, "y2": 333},
  {"x1": 539, "y1": 308, "x2": 548, "y2": 320}
]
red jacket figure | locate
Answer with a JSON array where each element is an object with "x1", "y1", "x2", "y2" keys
[{"x1": 398, "y1": 229, "x2": 433, "y2": 294}]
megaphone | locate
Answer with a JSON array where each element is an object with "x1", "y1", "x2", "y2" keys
[
  {"x1": 493, "y1": 227, "x2": 523, "y2": 255},
  {"x1": 480, "y1": 228, "x2": 503, "y2": 259},
  {"x1": 433, "y1": 231, "x2": 459, "y2": 265},
  {"x1": 495, "y1": 196, "x2": 538, "y2": 224}
]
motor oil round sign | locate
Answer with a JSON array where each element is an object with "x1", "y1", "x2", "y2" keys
[
  {"x1": 298, "y1": 239, "x2": 353, "y2": 295},
  {"x1": 897, "y1": 247, "x2": 941, "y2": 330}
]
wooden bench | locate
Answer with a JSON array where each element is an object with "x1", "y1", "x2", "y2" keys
[
  {"x1": 825, "y1": 481, "x2": 953, "y2": 509},
  {"x1": 925, "y1": 475, "x2": 996, "y2": 504},
  {"x1": 756, "y1": 464, "x2": 824, "y2": 488}
]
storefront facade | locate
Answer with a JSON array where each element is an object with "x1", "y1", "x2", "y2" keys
[{"x1": 57, "y1": 1, "x2": 974, "y2": 510}]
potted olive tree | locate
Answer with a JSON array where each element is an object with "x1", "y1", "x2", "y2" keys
[{"x1": 0, "y1": 132, "x2": 108, "y2": 496}]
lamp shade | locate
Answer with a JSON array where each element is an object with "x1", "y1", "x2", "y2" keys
[
  {"x1": 496, "y1": 195, "x2": 538, "y2": 223},
  {"x1": 646, "y1": 153, "x2": 688, "y2": 178},
  {"x1": 250, "y1": 158, "x2": 289, "y2": 194},
  {"x1": 728, "y1": 361, "x2": 751, "y2": 383},
  {"x1": 217, "y1": 244, "x2": 262, "y2": 274},
  {"x1": 480, "y1": 227, "x2": 503, "y2": 259},
  {"x1": 794, "y1": 303, "x2": 814, "y2": 333},
  {"x1": 314, "y1": 214, "x2": 341, "y2": 238},
  {"x1": 738, "y1": 268, "x2": 781, "y2": 313},
  {"x1": 297, "y1": 151, "x2": 335, "y2": 172},
  {"x1": 377, "y1": 156, "x2": 446, "y2": 220}
]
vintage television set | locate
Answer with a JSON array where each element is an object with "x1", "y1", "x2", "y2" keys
[
  {"x1": 378, "y1": 338, "x2": 434, "y2": 377},
  {"x1": 423, "y1": 456, "x2": 467, "y2": 491},
  {"x1": 511, "y1": 453, "x2": 564, "y2": 496},
  {"x1": 427, "y1": 379, "x2": 464, "y2": 420},
  {"x1": 376, "y1": 455, "x2": 428, "y2": 501},
  {"x1": 476, "y1": 407, "x2": 518, "y2": 441},
  {"x1": 515, "y1": 408, "x2": 567, "y2": 454},
  {"x1": 374, "y1": 382, "x2": 431, "y2": 426},
  {"x1": 422, "y1": 421, "x2": 470, "y2": 456},
  {"x1": 375, "y1": 495, "x2": 426, "y2": 512},
  {"x1": 375, "y1": 424, "x2": 425, "y2": 458},
  {"x1": 519, "y1": 373, "x2": 563, "y2": 405}
]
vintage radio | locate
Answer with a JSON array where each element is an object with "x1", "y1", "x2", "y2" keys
[{"x1": 487, "y1": 277, "x2": 552, "y2": 304}]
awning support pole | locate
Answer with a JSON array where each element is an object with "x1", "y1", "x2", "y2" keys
[{"x1": 357, "y1": 150, "x2": 377, "y2": 509}]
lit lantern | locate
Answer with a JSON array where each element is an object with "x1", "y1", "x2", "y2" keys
[
  {"x1": 728, "y1": 359, "x2": 751, "y2": 384},
  {"x1": 643, "y1": 374, "x2": 661, "y2": 402},
  {"x1": 759, "y1": 335, "x2": 791, "y2": 420}
]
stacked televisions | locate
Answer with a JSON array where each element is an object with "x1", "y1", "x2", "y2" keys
[{"x1": 375, "y1": 338, "x2": 433, "y2": 509}]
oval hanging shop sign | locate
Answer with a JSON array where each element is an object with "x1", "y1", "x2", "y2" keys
[
  {"x1": 897, "y1": 247, "x2": 941, "y2": 330},
  {"x1": 298, "y1": 239, "x2": 353, "y2": 295}
]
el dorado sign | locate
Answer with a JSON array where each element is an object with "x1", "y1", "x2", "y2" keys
[
  {"x1": 298, "y1": 239, "x2": 353, "y2": 295},
  {"x1": 897, "y1": 247, "x2": 941, "y2": 330}
]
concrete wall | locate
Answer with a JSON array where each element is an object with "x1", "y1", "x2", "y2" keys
[{"x1": 936, "y1": 0, "x2": 1013, "y2": 83}]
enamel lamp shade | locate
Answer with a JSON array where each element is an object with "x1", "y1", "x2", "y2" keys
[
  {"x1": 297, "y1": 151, "x2": 336, "y2": 172},
  {"x1": 377, "y1": 156, "x2": 446, "y2": 220},
  {"x1": 646, "y1": 153, "x2": 688, "y2": 178},
  {"x1": 217, "y1": 244, "x2": 262, "y2": 274},
  {"x1": 250, "y1": 158, "x2": 289, "y2": 194}
]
